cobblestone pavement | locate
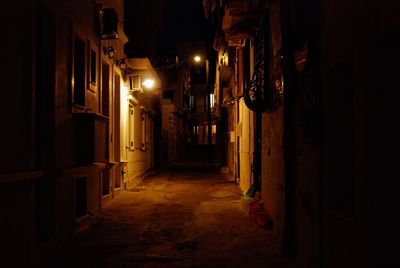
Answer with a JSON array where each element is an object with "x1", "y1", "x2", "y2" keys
[{"x1": 38, "y1": 169, "x2": 293, "y2": 268}]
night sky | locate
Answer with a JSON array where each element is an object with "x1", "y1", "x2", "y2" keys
[{"x1": 124, "y1": 0, "x2": 207, "y2": 61}]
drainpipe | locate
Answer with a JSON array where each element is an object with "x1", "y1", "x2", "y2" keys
[{"x1": 281, "y1": 0, "x2": 296, "y2": 257}]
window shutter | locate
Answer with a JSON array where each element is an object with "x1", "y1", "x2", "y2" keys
[
  {"x1": 134, "y1": 106, "x2": 141, "y2": 148},
  {"x1": 129, "y1": 105, "x2": 134, "y2": 149}
]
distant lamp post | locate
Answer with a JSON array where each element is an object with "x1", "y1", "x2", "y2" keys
[
  {"x1": 193, "y1": 55, "x2": 202, "y2": 63},
  {"x1": 190, "y1": 53, "x2": 213, "y2": 162}
]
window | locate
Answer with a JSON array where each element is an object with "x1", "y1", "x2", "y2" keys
[
  {"x1": 90, "y1": 49, "x2": 96, "y2": 85},
  {"x1": 73, "y1": 35, "x2": 86, "y2": 106},
  {"x1": 191, "y1": 121, "x2": 199, "y2": 144},
  {"x1": 128, "y1": 105, "x2": 143, "y2": 150},
  {"x1": 210, "y1": 93, "x2": 215, "y2": 109},
  {"x1": 87, "y1": 41, "x2": 97, "y2": 92},
  {"x1": 206, "y1": 93, "x2": 215, "y2": 111},
  {"x1": 212, "y1": 124, "x2": 217, "y2": 135},
  {"x1": 212, "y1": 124, "x2": 217, "y2": 144},
  {"x1": 192, "y1": 125, "x2": 199, "y2": 135}
]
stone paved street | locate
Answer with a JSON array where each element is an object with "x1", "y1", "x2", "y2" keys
[{"x1": 38, "y1": 169, "x2": 292, "y2": 268}]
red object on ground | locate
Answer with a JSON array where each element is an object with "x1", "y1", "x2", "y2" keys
[{"x1": 249, "y1": 200, "x2": 273, "y2": 229}]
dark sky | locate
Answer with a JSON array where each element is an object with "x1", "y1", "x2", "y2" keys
[
  {"x1": 161, "y1": 0, "x2": 206, "y2": 41},
  {"x1": 124, "y1": 0, "x2": 207, "y2": 60}
]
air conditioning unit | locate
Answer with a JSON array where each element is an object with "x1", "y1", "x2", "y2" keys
[
  {"x1": 95, "y1": 8, "x2": 119, "y2": 39},
  {"x1": 228, "y1": 38, "x2": 246, "y2": 47}
]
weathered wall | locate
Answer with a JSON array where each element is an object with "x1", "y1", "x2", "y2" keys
[
  {"x1": 0, "y1": 1, "x2": 42, "y2": 264},
  {"x1": 160, "y1": 100, "x2": 176, "y2": 164},
  {"x1": 0, "y1": 0, "x2": 36, "y2": 173},
  {"x1": 124, "y1": 103, "x2": 153, "y2": 189},
  {"x1": 238, "y1": 100, "x2": 253, "y2": 193},
  {"x1": 261, "y1": 106, "x2": 285, "y2": 237}
]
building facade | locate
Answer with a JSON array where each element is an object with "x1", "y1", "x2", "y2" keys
[
  {"x1": 205, "y1": 0, "x2": 400, "y2": 267},
  {"x1": 0, "y1": 0, "x2": 160, "y2": 265}
]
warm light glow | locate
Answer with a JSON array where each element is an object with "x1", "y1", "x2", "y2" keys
[
  {"x1": 193, "y1": 55, "x2": 201, "y2": 62},
  {"x1": 210, "y1": 93, "x2": 215, "y2": 109},
  {"x1": 212, "y1": 124, "x2": 217, "y2": 134},
  {"x1": 142, "y1": 79, "x2": 155, "y2": 89},
  {"x1": 121, "y1": 83, "x2": 129, "y2": 102}
]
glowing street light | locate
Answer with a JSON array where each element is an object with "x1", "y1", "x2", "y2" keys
[
  {"x1": 193, "y1": 55, "x2": 201, "y2": 63},
  {"x1": 142, "y1": 78, "x2": 155, "y2": 89}
]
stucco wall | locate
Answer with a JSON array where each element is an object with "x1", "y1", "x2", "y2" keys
[
  {"x1": 319, "y1": 1, "x2": 400, "y2": 267},
  {"x1": 261, "y1": 107, "x2": 284, "y2": 237},
  {"x1": 238, "y1": 100, "x2": 253, "y2": 193},
  {"x1": 1, "y1": 0, "x2": 36, "y2": 173}
]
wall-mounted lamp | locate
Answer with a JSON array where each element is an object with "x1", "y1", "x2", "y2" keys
[
  {"x1": 116, "y1": 58, "x2": 127, "y2": 70},
  {"x1": 142, "y1": 79, "x2": 155, "y2": 89},
  {"x1": 103, "y1": 46, "x2": 116, "y2": 58}
]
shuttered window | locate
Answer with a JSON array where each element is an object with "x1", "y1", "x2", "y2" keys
[
  {"x1": 128, "y1": 105, "x2": 134, "y2": 149},
  {"x1": 134, "y1": 106, "x2": 141, "y2": 149}
]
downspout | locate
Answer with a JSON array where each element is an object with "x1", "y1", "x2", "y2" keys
[{"x1": 280, "y1": 0, "x2": 297, "y2": 257}]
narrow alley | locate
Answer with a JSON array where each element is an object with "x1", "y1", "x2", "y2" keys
[{"x1": 38, "y1": 166, "x2": 290, "y2": 268}]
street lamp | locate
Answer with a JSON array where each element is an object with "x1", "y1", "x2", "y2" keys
[
  {"x1": 191, "y1": 54, "x2": 213, "y2": 162},
  {"x1": 193, "y1": 55, "x2": 202, "y2": 62}
]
